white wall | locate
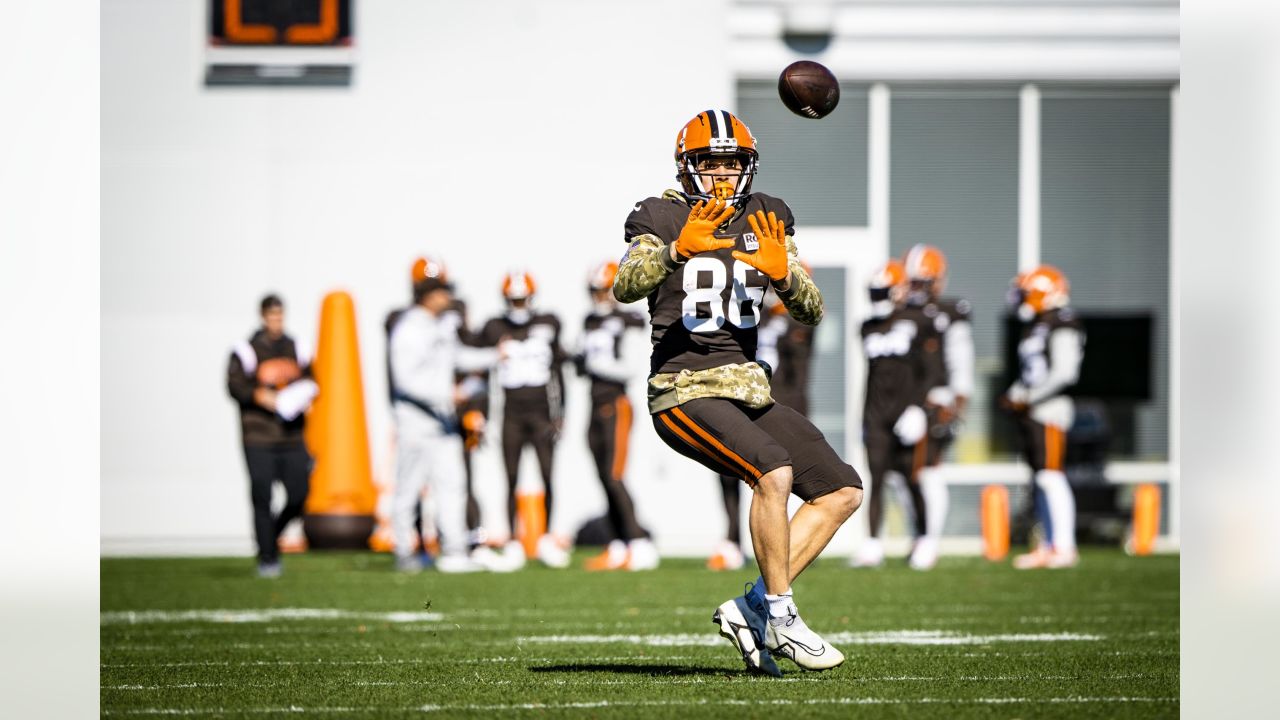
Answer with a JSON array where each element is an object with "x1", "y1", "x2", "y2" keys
[
  {"x1": 102, "y1": 0, "x2": 741, "y2": 555},
  {"x1": 102, "y1": 0, "x2": 1179, "y2": 556}
]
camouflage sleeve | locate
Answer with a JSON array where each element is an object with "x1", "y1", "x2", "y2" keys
[
  {"x1": 613, "y1": 234, "x2": 680, "y2": 304},
  {"x1": 773, "y1": 236, "x2": 823, "y2": 325}
]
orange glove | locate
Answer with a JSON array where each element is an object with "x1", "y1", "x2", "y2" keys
[
  {"x1": 733, "y1": 210, "x2": 790, "y2": 282},
  {"x1": 673, "y1": 199, "x2": 737, "y2": 260}
]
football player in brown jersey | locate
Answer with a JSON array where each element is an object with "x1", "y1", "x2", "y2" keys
[
  {"x1": 577, "y1": 261, "x2": 660, "y2": 571},
  {"x1": 1002, "y1": 265, "x2": 1085, "y2": 569},
  {"x1": 614, "y1": 110, "x2": 863, "y2": 676},
  {"x1": 478, "y1": 271, "x2": 569, "y2": 570},
  {"x1": 899, "y1": 244, "x2": 975, "y2": 570},
  {"x1": 852, "y1": 260, "x2": 948, "y2": 569}
]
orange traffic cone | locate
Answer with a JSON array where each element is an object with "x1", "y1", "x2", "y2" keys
[
  {"x1": 1132, "y1": 483, "x2": 1161, "y2": 556},
  {"x1": 981, "y1": 484, "x2": 1010, "y2": 561},
  {"x1": 302, "y1": 291, "x2": 378, "y2": 549},
  {"x1": 516, "y1": 490, "x2": 547, "y2": 558}
]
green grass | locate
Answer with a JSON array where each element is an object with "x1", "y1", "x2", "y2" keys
[{"x1": 101, "y1": 550, "x2": 1178, "y2": 718}]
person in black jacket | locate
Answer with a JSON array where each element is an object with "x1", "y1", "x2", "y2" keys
[{"x1": 226, "y1": 294, "x2": 316, "y2": 578}]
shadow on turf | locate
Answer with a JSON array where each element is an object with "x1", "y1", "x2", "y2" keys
[{"x1": 530, "y1": 663, "x2": 739, "y2": 677}]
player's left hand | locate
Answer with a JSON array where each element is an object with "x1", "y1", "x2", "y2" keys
[{"x1": 734, "y1": 210, "x2": 790, "y2": 283}]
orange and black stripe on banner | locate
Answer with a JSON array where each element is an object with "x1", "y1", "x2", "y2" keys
[{"x1": 611, "y1": 396, "x2": 632, "y2": 482}]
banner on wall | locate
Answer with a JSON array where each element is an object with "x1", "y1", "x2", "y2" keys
[{"x1": 206, "y1": 0, "x2": 355, "y2": 87}]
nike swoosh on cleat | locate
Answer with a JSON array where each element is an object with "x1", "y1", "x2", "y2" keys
[{"x1": 778, "y1": 633, "x2": 826, "y2": 655}]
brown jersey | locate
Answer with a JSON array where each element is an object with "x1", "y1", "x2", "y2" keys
[
  {"x1": 861, "y1": 305, "x2": 946, "y2": 426},
  {"x1": 623, "y1": 192, "x2": 793, "y2": 374},
  {"x1": 581, "y1": 307, "x2": 647, "y2": 404},
  {"x1": 1017, "y1": 307, "x2": 1084, "y2": 395},
  {"x1": 478, "y1": 312, "x2": 566, "y2": 411},
  {"x1": 762, "y1": 313, "x2": 815, "y2": 414}
]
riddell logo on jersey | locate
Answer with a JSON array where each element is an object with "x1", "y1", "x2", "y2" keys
[{"x1": 743, "y1": 233, "x2": 758, "y2": 251}]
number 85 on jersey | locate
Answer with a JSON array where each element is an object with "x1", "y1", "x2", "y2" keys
[{"x1": 682, "y1": 257, "x2": 768, "y2": 333}]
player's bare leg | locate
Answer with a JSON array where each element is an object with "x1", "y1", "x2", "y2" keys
[
  {"x1": 749, "y1": 467, "x2": 793, "y2": 593},
  {"x1": 784, "y1": 486, "x2": 863, "y2": 583},
  {"x1": 736, "y1": 484, "x2": 860, "y2": 673},
  {"x1": 714, "y1": 466, "x2": 791, "y2": 677}
]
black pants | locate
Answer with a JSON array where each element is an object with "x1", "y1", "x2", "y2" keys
[
  {"x1": 502, "y1": 401, "x2": 557, "y2": 532},
  {"x1": 587, "y1": 395, "x2": 645, "y2": 542},
  {"x1": 244, "y1": 444, "x2": 311, "y2": 564},
  {"x1": 863, "y1": 422, "x2": 926, "y2": 539}
]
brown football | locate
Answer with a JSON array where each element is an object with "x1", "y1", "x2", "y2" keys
[
  {"x1": 778, "y1": 61, "x2": 840, "y2": 119},
  {"x1": 257, "y1": 357, "x2": 302, "y2": 389}
]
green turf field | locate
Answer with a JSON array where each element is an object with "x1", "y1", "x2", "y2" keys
[{"x1": 101, "y1": 550, "x2": 1178, "y2": 718}]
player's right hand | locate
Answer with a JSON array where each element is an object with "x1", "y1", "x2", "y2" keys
[{"x1": 673, "y1": 199, "x2": 737, "y2": 259}]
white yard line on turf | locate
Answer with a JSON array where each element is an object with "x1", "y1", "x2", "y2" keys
[
  {"x1": 514, "y1": 630, "x2": 1104, "y2": 646},
  {"x1": 103, "y1": 696, "x2": 1179, "y2": 715},
  {"x1": 100, "y1": 655, "x2": 707, "y2": 669},
  {"x1": 100, "y1": 609, "x2": 444, "y2": 625},
  {"x1": 103, "y1": 673, "x2": 1163, "y2": 692}
]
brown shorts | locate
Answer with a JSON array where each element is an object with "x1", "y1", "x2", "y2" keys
[{"x1": 652, "y1": 397, "x2": 862, "y2": 502}]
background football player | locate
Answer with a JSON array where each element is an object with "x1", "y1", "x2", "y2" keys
[
  {"x1": 1002, "y1": 265, "x2": 1085, "y2": 569},
  {"x1": 382, "y1": 258, "x2": 491, "y2": 562},
  {"x1": 614, "y1": 109, "x2": 863, "y2": 677},
  {"x1": 851, "y1": 260, "x2": 945, "y2": 569},
  {"x1": 899, "y1": 244, "x2": 975, "y2": 570},
  {"x1": 387, "y1": 275, "x2": 496, "y2": 574},
  {"x1": 478, "y1": 272, "x2": 569, "y2": 570},
  {"x1": 576, "y1": 261, "x2": 659, "y2": 571}
]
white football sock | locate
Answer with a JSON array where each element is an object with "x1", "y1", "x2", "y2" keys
[
  {"x1": 765, "y1": 588, "x2": 794, "y2": 620},
  {"x1": 918, "y1": 466, "x2": 950, "y2": 541},
  {"x1": 1035, "y1": 469, "x2": 1077, "y2": 553}
]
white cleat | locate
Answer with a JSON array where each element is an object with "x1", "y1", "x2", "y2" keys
[
  {"x1": 707, "y1": 539, "x2": 745, "y2": 571},
  {"x1": 470, "y1": 545, "x2": 516, "y2": 573},
  {"x1": 766, "y1": 603, "x2": 845, "y2": 671},
  {"x1": 501, "y1": 540, "x2": 528, "y2": 571},
  {"x1": 712, "y1": 596, "x2": 781, "y2": 677},
  {"x1": 850, "y1": 538, "x2": 885, "y2": 568},
  {"x1": 536, "y1": 534, "x2": 571, "y2": 569},
  {"x1": 908, "y1": 537, "x2": 939, "y2": 571},
  {"x1": 1013, "y1": 544, "x2": 1079, "y2": 570},
  {"x1": 435, "y1": 554, "x2": 483, "y2": 574},
  {"x1": 625, "y1": 538, "x2": 660, "y2": 571}
]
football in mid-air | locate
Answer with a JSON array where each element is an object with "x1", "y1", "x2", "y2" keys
[{"x1": 778, "y1": 61, "x2": 840, "y2": 119}]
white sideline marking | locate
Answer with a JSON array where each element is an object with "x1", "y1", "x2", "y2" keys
[
  {"x1": 100, "y1": 609, "x2": 444, "y2": 625},
  {"x1": 103, "y1": 696, "x2": 1178, "y2": 715},
  {"x1": 515, "y1": 630, "x2": 1104, "y2": 647}
]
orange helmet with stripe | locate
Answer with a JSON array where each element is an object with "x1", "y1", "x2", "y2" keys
[
  {"x1": 411, "y1": 256, "x2": 448, "y2": 284},
  {"x1": 675, "y1": 110, "x2": 760, "y2": 206},
  {"x1": 903, "y1": 244, "x2": 948, "y2": 297},
  {"x1": 868, "y1": 259, "x2": 907, "y2": 318},
  {"x1": 501, "y1": 270, "x2": 537, "y2": 301},
  {"x1": 587, "y1": 261, "x2": 619, "y2": 291},
  {"x1": 1017, "y1": 265, "x2": 1070, "y2": 314}
]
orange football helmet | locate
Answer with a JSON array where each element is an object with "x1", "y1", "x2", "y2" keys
[
  {"x1": 502, "y1": 271, "x2": 537, "y2": 301},
  {"x1": 868, "y1": 259, "x2": 906, "y2": 318},
  {"x1": 904, "y1": 244, "x2": 947, "y2": 295},
  {"x1": 869, "y1": 258, "x2": 907, "y2": 298},
  {"x1": 675, "y1": 110, "x2": 760, "y2": 206},
  {"x1": 1017, "y1": 265, "x2": 1070, "y2": 314},
  {"x1": 411, "y1": 256, "x2": 448, "y2": 284},
  {"x1": 587, "y1": 261, "x2": 618, "y2": 291}
]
